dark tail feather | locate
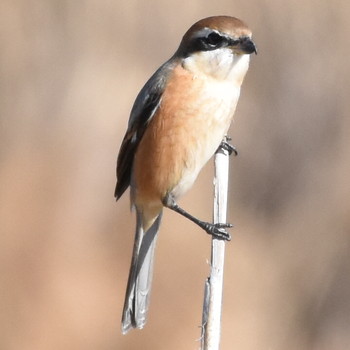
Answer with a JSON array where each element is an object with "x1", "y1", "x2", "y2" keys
[{"x1": 121, "y1": 210, "x2": 162, "y2": 334}]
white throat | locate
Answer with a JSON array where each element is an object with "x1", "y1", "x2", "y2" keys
[{"x1": 182, "y1": 48, "x2": 250, "y2": 84}]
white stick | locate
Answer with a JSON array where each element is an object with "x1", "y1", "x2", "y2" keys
[{"x1": 201, "y1": 139, "x2": 230, "y2": 350}]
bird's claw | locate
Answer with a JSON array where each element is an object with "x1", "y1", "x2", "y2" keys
[
  {"x1": 218, "y1": 137, "x2": 238, "y2": 156},
  {"x1": 203, "y1": 222, "x2": 232, "y2": 241}
]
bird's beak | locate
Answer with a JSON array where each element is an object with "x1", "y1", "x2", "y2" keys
[{"x1": 231, "y1": 37, "x2": 257, "y2": 55}]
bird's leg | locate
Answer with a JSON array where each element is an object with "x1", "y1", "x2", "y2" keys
[
  {"x1": 163, "y1": 194, "x2": 232, "y2": 241},
  {"x1": 217, "y1": 136, "x2": 238, "y2": 156}
]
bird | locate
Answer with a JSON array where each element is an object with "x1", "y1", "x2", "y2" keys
[{"x1": 115, "y1": 15, "x2": 256, "y2": 334}]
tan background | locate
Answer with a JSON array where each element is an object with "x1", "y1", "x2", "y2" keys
[{"x1": 1, "y1": 1, "x2": 350, "y2": 349}]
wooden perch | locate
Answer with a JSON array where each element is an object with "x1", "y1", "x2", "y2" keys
[{"x1": 201, "y1": 137, "x2": 231, "y2": 350}]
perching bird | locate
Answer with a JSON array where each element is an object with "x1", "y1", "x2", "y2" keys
[{"x1": 116, "y1": 15, "x2": 256, "y2": 334}]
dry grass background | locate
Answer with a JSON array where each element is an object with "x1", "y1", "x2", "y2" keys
[{"x1": 1, "y1": 1, "x2": 350, "y2": 349}]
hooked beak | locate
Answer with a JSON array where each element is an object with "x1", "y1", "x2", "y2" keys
[{"x1": 231, "y1": 37, "x2": 257, "y2": 55}]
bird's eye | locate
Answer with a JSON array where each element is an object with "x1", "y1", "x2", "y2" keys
[{"x1": 206, "y1": 32, "x2": 223, "y2": 46}]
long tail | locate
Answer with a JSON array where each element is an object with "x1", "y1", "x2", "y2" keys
[{"x1": 121, "y1": 210, "x2": 163, "y2": 334}]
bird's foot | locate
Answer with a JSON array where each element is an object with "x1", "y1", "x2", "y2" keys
[
  {"x1": 218, "y1": 136, "x2": 238, "y2": 156},
  {"x1": 163, "y1": 194, "x2": 232, "y2": 241},
  {"x1": 199, "y1": 222, "x2": 232, "y2": 241}
]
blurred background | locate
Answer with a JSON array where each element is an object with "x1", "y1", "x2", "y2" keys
[{"x1": 1, "y1": 0, "x2": 350, "y2": 349}]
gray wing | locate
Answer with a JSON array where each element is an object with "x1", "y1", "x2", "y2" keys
[{"x1": 115, "y1": 60, "x2": 175, "y2": 200}]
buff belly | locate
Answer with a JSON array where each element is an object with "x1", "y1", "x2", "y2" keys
[{"x1": 132, "y1": 64, "x2": 241, "y2": 214}]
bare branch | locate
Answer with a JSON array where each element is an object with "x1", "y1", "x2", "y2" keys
[{"x1": 201, "y1": 138, "x2": 230, "y2": 350}]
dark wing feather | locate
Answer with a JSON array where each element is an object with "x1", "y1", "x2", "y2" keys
[{"x1": 115, "y1": 60, "x2": 175, "y2": 200}]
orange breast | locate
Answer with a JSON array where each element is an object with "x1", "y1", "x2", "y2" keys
[{"x1": 133, "y1": 64, "x2": 234, "y2": 211}]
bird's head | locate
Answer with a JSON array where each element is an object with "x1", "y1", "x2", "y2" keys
[{"x1": 175, "y1": 16, "x2": 257, "y2": 80}]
